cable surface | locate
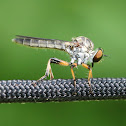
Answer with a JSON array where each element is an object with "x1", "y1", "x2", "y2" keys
[{"x1": 0, "y1": 78, "x2": 126, "y2": 103}]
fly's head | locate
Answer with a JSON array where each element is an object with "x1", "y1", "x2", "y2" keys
[{"x1": 91, "y1": 48, "x2": 104, "y2": 67}]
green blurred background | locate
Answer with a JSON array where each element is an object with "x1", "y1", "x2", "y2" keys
[{"x1": 0, "y1": 0, "x2": 126, "y2": 126}]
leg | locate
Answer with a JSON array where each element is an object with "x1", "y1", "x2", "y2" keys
[
  {"x1": 71, "y1": 63, "x2": 77, "y2": 88},
  {"x1": 82, "y1": 63, "x2": 93, "y2": 92},
  {"x1": 33, "y1": 58, "x2": 77, "y2": 90},
  {"x1": 70, "y1": 63, "x2": 77, "y2": 94},
  {"x1": 37, "y1": 58, "x2": 69, "y2": 83}
]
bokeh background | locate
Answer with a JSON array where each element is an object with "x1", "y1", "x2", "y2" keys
[{"x1": 0, "y1": 0, "x2": 126, "y2": 126}]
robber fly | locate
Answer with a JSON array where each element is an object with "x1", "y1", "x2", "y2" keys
[{"x1": 12, "y1": 35, "x2": 105, "y2": 91}]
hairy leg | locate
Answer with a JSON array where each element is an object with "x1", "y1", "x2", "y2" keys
[
  {"x1": 33, "y1": 58, "x2": 77, "y2": 89},
  {"x1": 82, "y1": 63, "x2": 93, "y2": 92},
  {"x1": 37, "y1": 58, "x2": 69, "y2": 82},
  {"x1": 71, "y1": 63, "x2": 77, "y2": 88}
]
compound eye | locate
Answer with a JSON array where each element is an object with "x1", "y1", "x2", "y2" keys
[{"x1": 93, "y1": 49, "x2": 103, "y2": 62}]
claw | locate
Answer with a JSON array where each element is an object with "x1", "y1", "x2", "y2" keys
[
  {"x1": 32, "y1": 75, "x2": 47, "y2": 87},
  {"x1": 32, "y1": 82, "x2": 37, "y2": 87}
]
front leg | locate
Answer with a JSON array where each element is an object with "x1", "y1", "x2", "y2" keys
[{"x1": 82, "y1": 63, "x2": 93, "y2": 92}]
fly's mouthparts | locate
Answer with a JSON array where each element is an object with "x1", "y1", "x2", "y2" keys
[{"x1": 103, "y1": 55, "x2": 108, "y2": 57}]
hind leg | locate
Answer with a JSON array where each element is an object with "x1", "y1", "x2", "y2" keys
[
  {"x1": 33, "y1": 58, "x2": 77, "y2": 89},
  {"x1": 35, "y1": 58, "x2": 69, "y2": 84}
]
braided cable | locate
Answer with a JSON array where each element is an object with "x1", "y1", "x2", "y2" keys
[{"x1": 0, "y1": 78, "x2": 126, "y2": 103}]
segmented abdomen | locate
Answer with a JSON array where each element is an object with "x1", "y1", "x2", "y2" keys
[{"x1": 12, "y1": 35, "x2": 66, "y2": 50}]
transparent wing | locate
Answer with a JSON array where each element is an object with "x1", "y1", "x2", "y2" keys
[
  {"x1": 12, "y1": 35, "x2": 74, "y2": 50},
  {"x1": 16, "y1": 35, "x2": 66, "y2": 42}
]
